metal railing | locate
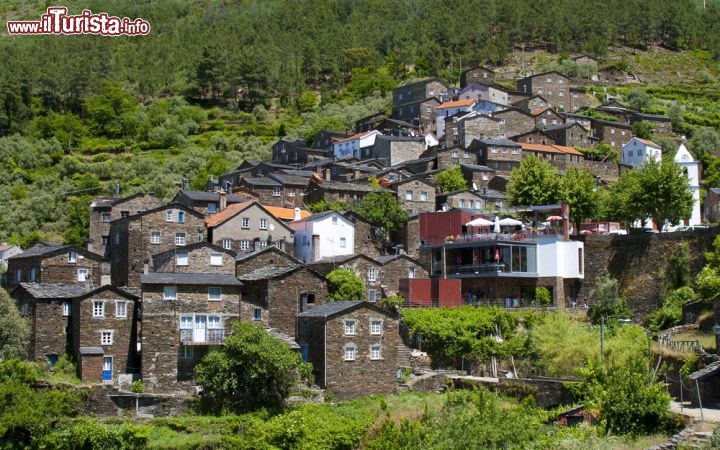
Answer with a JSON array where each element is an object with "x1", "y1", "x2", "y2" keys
[
  {"x1": 180, "y1": 329, "x2": 225, "y2": 345},
  {"x1": 448, "y1": 263, "x2": 510, "y2": 274}
]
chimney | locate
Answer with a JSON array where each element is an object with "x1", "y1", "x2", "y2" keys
[
  {"x1": 114, "y1": 182, "x2": 120, "y2": 198},
  {"x1": 181, "y1": 178, "x2": 189, "y2": 190},
  {"x1": 143, "y1": 263, "x2": 149, "y2": 275},
  {"x1": 219, "y1": 190, "x2": 228, "y2": 211},
  {"x1": 324, "y1": 168, "x2": 331, "y2": 181},
  {"x1": 294, "y1": 207, "x2": 302, "y2": 221}
]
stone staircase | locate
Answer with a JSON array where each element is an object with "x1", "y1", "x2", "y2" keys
[
  {"x1": 647, "y1": 427, "x2": 713, "y2": 449},
  {"x1": 397, "y1": 342, "x2": 414, "y2": 367},
  {"x1": 397, "y1": 341, "x2": 431, "y2": 372}
]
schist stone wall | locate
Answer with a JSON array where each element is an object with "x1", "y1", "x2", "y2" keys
[
  {"x1": 153, "y1": 245, "x2": 235, "y2": 274},
  {"x1": 141, "y1": 285, "x2": 241, "y2": 393},
  {"x1": 22, "y1": 298, "x2": 72, "y2": 360},
  {"x1": 396, "y1": 180, "x2": 436, "y2": 217},
  {"x1": 578, "y1": 229, "x2": 720, "y2": 319},
  {"x1": 379, "y1": 257, "x2": 429, "y2": 294},
  {"x1": 316, "y1": 308, "x2": 399, "y2": 400},
  {"x1": 6, "y1": 251, "x2": 104, "y2": 291},
  {"x1": 235, "y1": 250, "x2": 299, "y2": 276}
]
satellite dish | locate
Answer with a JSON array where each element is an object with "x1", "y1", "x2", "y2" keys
[{"x1": 269, "y1": 224, "x2": 275, "y2": 231}]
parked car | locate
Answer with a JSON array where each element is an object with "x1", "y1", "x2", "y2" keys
[{"x1": 608, "y1": 229, "x2": 627, "y2": 235}]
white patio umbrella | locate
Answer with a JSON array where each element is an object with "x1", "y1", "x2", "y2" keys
[
  {"x1": 493, "y1": 216, "x2": 501, "y2": 233},
  {"x1": 466, "y1": 217, "x2": 494, "y2": 227},
  {"x1": 499, "y1": 218, "x2": 523, "y2": 227}
]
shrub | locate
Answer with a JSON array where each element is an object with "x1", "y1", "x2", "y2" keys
[
  {"x1": 326, "y1": 269, "x2": 366, "y2": 301},
  {"x1": 131, "y1": 380, "x2": 144, "y2": 394}
]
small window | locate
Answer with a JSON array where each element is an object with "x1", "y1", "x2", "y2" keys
[
  {"x1": 405, "y1": 191, "x2": 413, "y2": 201},
  {"x1": 68, "y1": 251, "x2": 77, "y2": 263},
  {"x1": 93, "y1": 301, "x2": 104, "y2": 318},
  {"x1": 368, "y1": 268, "x2": 379, "y2": 282},
  {"x1": 240, "y1": 240, "x2": 250, "y2": 251},
  {"x1": 451, "y1": 150, "x2": 458, "y2": 158},
  {"x1": 368, "y1": 289, "x2": 377, "y2": 302},
  {"x1": 344, "y1": 320, "x2": 356, "y2": 335},
  {"x1": 178, "y1": 211, "x2": 185, "y2": 223},
  {"x1": 272, "y1": 187, "x2": 282, "y2": 197},
  {"x1": 197, "y1": 232, "x2": 204, "y2": 242},
  {"x1": 420, "y1": 192, "x2": 428, "y2": 201},
  {"x1": 114, "y1": 233, "x2": 120, "y2": 245},
  {"x1": 332, "y1": 216, "x2": 338, "y2": 225},
  {"x1": 222, "y1": 239, "x2": 232, "y2": 250},
  {"x1": 150, "y1": 231, "x2": 160, "y2": 244},
  {"x1": 344, "y1": 344, "x2": 356, "y2": 361},
  {"x1": 102, "y1": 236, "x2": 109, "y2": 246},
  {"x1": 258, "y1": 240, "x2": 267, "y2": 248},
  {"x1": 176, "y1": 251, "x2": 189, "y2": 266},
  {"x1": 340, "y1": 237, "x2": 347, "y2": 248},
  {"x1": 371, "y1": 344, "x2": 382, "y2": 360},
  {"x1": 208, "y1": 203, "x2": 217, "y2": 214},
  {"x1": 371, "y1": 319, "x2": 382, "y2": 335},
  {"x1": 208, "y1": 287, "x2": 222, "y2": 301},
  {"x1": 175, "y1": 232, "x2": 186, "y2": 246},
  {"x1": 116, "y1": 301, "x2": 127, "y2": 318},
  {"x1": 101, "y1": 331, "x2": 113, "y2": 346},
  {"x1": 120, "y1": 211, "x2": 130, "y2": 218},
  {"x1": 300, "y1": 320, "x2": 310, "y2": 335},
  {"x1": 259, "y1": 219, "x2": 268, "y2": 230},
  {"x1": 408, "y1": 267, "x2": 416, "y2": 278},
  {"x1": 77, "y1": 268, "x2": 89, "y2": 282},
  {"x1": 180, "y1": 346, "x2": 194, "y2": 360},
  {"x1": 29, "y1": 268, "x2": 38, "y2": 282},
  {"x1": 241, "y1": 217, "x2": 250, "y2": 229},
  {"x1": 163, "y1": 286, "x2": 177, "y2": 300},
  {"x1": 15, "y1": 269, "x2": 21, "y2": 282},
  {"x1": 21, "y1": 303, "x2": 29, "y2": 315},
  {"x1": 101, "y1": 212, "x2": 111, "y2": 222},
  {"x1": 210, "y1": 252, "x2": 223, "y2": 266},
  {"x1": 63, "y1": 302, "x2": 71, "y2": 317},
  {"x1": 165, "y1": 210, "x2": 173, "y2": 222},
  {"x1": 253, "y1": 307, "x2": 262, "y2": 321}
]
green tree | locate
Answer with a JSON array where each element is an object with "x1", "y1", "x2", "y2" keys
[
  {"x1": 194, "y1": 322, "x2": 311, "y2": 413},
  {"x1": 641, "y1": 159, "x2": 693, "y2": 229},
  {"x1": 588, "y1": 271, "x2": 628, "y2": 324},
  {"x1": 535, "y1": 287, "x2": 551, "y2": 309},
  {"x1": 605, "y1": 169, "x2": 646, "y2": 228},
  {"x1": 689, "y1": 127, "x2": 720, "y2": 160},
  {"x1": 84, "y1": 81, "x2": 139, "y2": 138},
  {"x1": 435, "y1": 165, "x2": 467, "y2": 193},
  {"x1": 507, "y1": 156, "x2": 559, "y2": 206},
  {"x1": 558, "y1": 167, "x2": 599, "y2": 232},
  {"x1": 695, "y1": 266, "x2": 720, "y2": 302},
  {"x1": 297, "y1": 90, "x2": 319, "y2": 112},
  {"x1": 667, "y1": 102, "x2": 685, "y2": 134},
  {"x1": 0, "y1": 289, "x2": 30, "y2": 359},
  {"x1": 631, "y1": 121, "x2": 654, "y2": 139},
  {"x1": 326, "y1": 269, "x2": 366, "y2": 301},
  {"x1": 625, "y1": 88, "x2": 651, "y2": 112},
  {"x1": 352, "y1": 191, "x2": 408, "y2": 233}
]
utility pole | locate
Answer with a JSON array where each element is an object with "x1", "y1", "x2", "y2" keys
[{"x1": 600, "y1": 314, "x2": 605, "y2": 372}]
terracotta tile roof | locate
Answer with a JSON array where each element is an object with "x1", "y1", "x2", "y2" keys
[
  {"x1": 530, "y1": 107, "x2": 550, "y2": 116},
  {"x1": 205, "y1": 201, "x2": 311, "y2": 228},
  {"x1": 333, "y1": 131, "x2": 375, "y2": 144},
  {"x1": 437, "y1": 99, "x2": 476, "y2": 109},
  {"x1": 521, "y1": 143, "x2": 584, "y2": 156}
]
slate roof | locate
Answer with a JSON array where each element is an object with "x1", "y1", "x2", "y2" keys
[
  {"x1": 296, "y1": 300, "x2": 365, "y2": 317},
  {"x1": 689, "y1": 360, "x2": 720, "y2": 381},
  {"x1": 140, "y1": 273, "x2": 242, "y2": 286},
  {"x1": 241, "y1": 177, "x2": 283, "y2": 187},
  {"x1": 237, "y1": 265, "x2": 299, "y2": 281},
  {"x1": 308, "y1": 254, "x2": 361, "y2": 265},
  {"x1": 314, "y1": 180, "x2": 381, "y2": 193},
  {"x1": 281, "y1": 169, "x2": 316, "y2": 177},
  {"x1": 18, "y1": 283, "x2": 91, "y2": 298},
  {"x1": 544, "y1": 122, "x2": 586, "y2": 132},
  {"x1": 11, "y1": 243, "x2": 67, "y2": 258},
  {"x1": 459, "y1": 163, "x2": 495, "y2": 172},
  {"x1": 268, "y1": 173, "x2": 311, "y2": 186},
  {"x1": 476, "y1": 138, "x2": 521, "y2": 147},
  {"x1": 632, "y1": 112, "x2": 671, "y2": 121},
  {"x1": 266, "y1": 328, "x2": 300, "y2": 350},
  {"x1": 234, "y1": 246, "x2": 303, "y2": 264},
  {"x1": 79, "y1": 347, "x2": 104, "y2": 355},
  {"x1": 178, "y1": 190, "x2": 248, "y2": 203},
  {"x1": 709, "y1": 188, "x2": 720, "y2": 195}
]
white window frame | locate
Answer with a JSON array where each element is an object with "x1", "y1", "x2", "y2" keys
[
  {"x1": 420, "y1": 192, "x2": 428, "y2": 201},
  {"x1": 259, "y1": 219, "x2": 268, "y2": 230},
  {"x1": 163, "y1": 286, "x2": 177, "y2": 300},
  {"x1": 176, "y1": 251, "x2": 189, "y2": 266},
  {"x1": 210, "y1": 252, "x2": 223, "y2": 266},
  {"x1": 408, "y1": 267, "x2": 416, "y2": 278},
  {"x1": 222, "y1": 239, "x2": 232, "y2": 250},
  {"x1": 100, "y1": 331, "x2": 113, "y2": 346},
  {"x1": 368, "y1": 268, "x2": 379, "y2": 282},
  {"x1": 180, "y1": 346, "x2": 193, "y2": 360},
  {"x1": 150, "y1": 231, "x2": 161, "y2": 244},
  {"x1": 68, "y1": 251, "x2": 77, "y2": 263},
  {"x1": 208, "y1": 287, "x2": 222, "y2": 301},
  {"x1": 272, "y1": 187, "x2": 282, "y2": 197},
  {"x1": 165, "y1": 210, "x2": 173, "y2": 222},
  {"x1": 93, "y1": 301, "x2": 104, "y2": 318},
  {"x1": 340, "y1": 237, "x2": 347, "y2": 248},
  {"x1": 207, "y1": 203, "x2": 217, "y2": 214},
  {"x1": 368, "y1": 289, "x2": 377, "y2": 303},
  {"x1": 63, "y1": 302, "x2": 71, "y2": 317},
  {"x1": 240, "y1": 240, "x2": 250, "y2": 251},
  {"x1": 258, "y1": 240, "x2": 267, "y2": 248},
  {"x1": 370, "y1": 344, "x2": 382, "y2": 360},
  {"x1": 331, "y1": 216, "x2": 338, "y2": 225},
  {"x1": 77, "y1": 268, "x2": 89, "y2": 282},
  {"x1": 241, "y1": 217, "x2": 250, "y2": 229},
  {"x1": 101, "y1": 212, "x2": 111, "y2": 223},
  {"x1": 116, "y1": 301, "x2": 127, "y2": 318},
  {"x1": 175, "y1": 232, "x2": 186, "y2": 246},
  {"x1": 344, "y1": 319, "x2": 356, "y2": 336},
  {"x1": 371, "y1": 319, "x2": 383, "y2": 335},
  {"x1": 344, "y1": 344, "x2": 356, "y2": 361}
]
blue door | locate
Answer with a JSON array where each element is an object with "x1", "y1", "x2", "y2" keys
[
  {"x1": 102, "y1": 357, "x2": 113, "y2": 381},
  {"x1": 47, "y1": 354, "x2": 58, "y2": 366},
  {"x1": 300, "y1": 344, "x2": 309, "y2": 362}
]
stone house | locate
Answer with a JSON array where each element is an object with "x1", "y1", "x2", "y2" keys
[
  {"x1": 544, "y1": 122, "x2": 594, "y2": 148},
  {"x1": 277, "y1": 146, "x2": 331, "y2": 166},
  {"x1": 460, "y1": 163, "x2": 496, "y2": 189},
  {"x1": 458, "y1": 113, "x2": 502, "y2": 148},
  {"x1": 110, "y1": 203, "x2": 206, "y2": 288},
  {"x1": 205, "y1": 201, "x2": 296, "y2": 254},
  {"x1": 296, "y1": 301, "x2": 399, "y2": 400},
  {"x1": 6, "y1": 243, "x2": 105, "y2": 292},
  {"x1": 590, "y1": 119, "x2": 633, "y2": 149},
  {"x1": 704, "y1": 188, "x2": 720, "y2": 223},
  {"x1": 598, "y1": 66, "x2": 630, "y2": 85},
  {"x1": 630, "y1": 113, "x2": 672, "y2": 135},
  {"x1": 271, "y1": 139, "x2": 306, "y2": 164},
  {"x1": 355, "y1": 112, "x2": 387, "y2": 133},
  {"x1": 436, "y1": 146, "x2": 474, "y2": 170},
  {"x1": 403, "y1": 214, "x2": 421, "y2": 258},
  {"x1": 290, "y1": 211, "x2": 356, "y2": 264},
  {"x1": 266, "y1": 173, "x2": 310, "y2": 209},
  {"x1": 237, "y1": 177, "x2": 285, "y2": 207},
  {"x1": 493, "y1": 108, "x2": 536, "y2": 139},
  {"x1": 343, "y1": 211, "x2": 385, "y2": 259},
  {"x1": 521, "y1": 143, "x2": 585, "y2": 165},
  {"x1": 374, "y1": 254, "x2": 429, "y2": 294},
  {"x1": 436, "y1": 189, "x2": 491, "y2": 211},
  {"x1": 151, "y1": 241, "x2": 237, "y2": 274},
  {"x1": 562, "y1": 112, "x2": 593, "y2": 130},
  {"x1": 314, "y1": 130, "x2": 351, "y2": 149},
  {"x1": 512, "y1": 95, "x2": 549, "y2": 113},
  {"x1": 395, "y1": 176, "x2": 437, "y2": 216},
  {"x1": 442, "y1": 111, "x2": 471, "y2": 148},
  {"x1": 140, "y1": 272, "x2": 241, "y2": 392},
  {"x1": 235, "y1": 245, "x2": 302, "y2": 277},
  {"x1": 251, "y1": 162, "x2": 297, "y2": 177},
  {"x1": 460, "y1": 66, "x2": 495, "y2": 87},
  {"x1": 436, "y1": 99, "x2": 477, "y2": 137},
  {"x1": 372, "y1": 136, "x2": 426, "y2": 166},
  {"x1": 72, "y1": 285, "x2": 140, "y2": 384},
  {"x1": 531, "y1": 107, "x2": 564, "y2": 129},
  {"x1": 458, "y1": 82, "x2": 508, "y2": 105},
  {"x1": 12, "y1": 283, "x2": 89, "y2": 362},
  {"x1": 516, "y1": 71, "x2": 573, "y2": 110},
  {"x1": 0, "y1": 244, "x2": 22, "y2": 263},
  {"x1": 392, "y1": 97, "x2": 442, "y2": 132},
  {"x1": 304, "y1": 177, "x2": 383, "y2": 206},
  {"x1": 88, "y1": 193, "x2": 162, "y2": 256},
  {"x1": 596, "y1": 104, "x2": 635, "y2": 125},
  {"x1": 511, "y1": 128, "x2": 557, "y2": 146},
  {"x1": 392, "y1": 78, "x2": 448, "y2": 109},
  {"x1": 471, "y1": 138, "x2": 523, "y2": 174},
  {"x1": 568, "y1": 87, "x2": 590, "y2": 112},
  {"x1": 238, "y1": 265, "x2": 328, "y2": 339},
  {"x1": 172, "y1": 190, "x2": 249, "y2": 216}
]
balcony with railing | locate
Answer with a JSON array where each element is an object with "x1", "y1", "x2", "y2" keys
[{"x1": 180, "y1": 328, "x2": 225, "y2": 345}]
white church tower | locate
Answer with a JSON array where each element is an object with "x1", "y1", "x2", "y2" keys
[{"x1": 674, "y1": 142, "x2": 702, "y2": 226}]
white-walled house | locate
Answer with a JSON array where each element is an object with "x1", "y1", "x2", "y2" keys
[
  {"x1": 332, "y1": 130, "x2": 382, "y2": 160},
  {"x1": 436, "y1": 99, "x2": 476, "y2": 137},
  {"x1": 621, "y1": 137, "x2": 662, "y2": 167},
  {"x1": 674, "y1": 143, "x2": 702, "y2": 226},
  {"x1": 290, "y1": 211, "x2": 355, "y2": 263}
]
